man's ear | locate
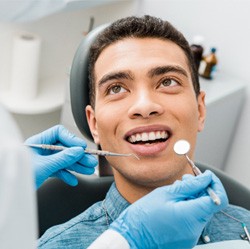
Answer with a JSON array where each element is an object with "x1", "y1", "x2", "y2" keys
[
  {"x1": 85, "y1": 105, "x2": 100, "y2": 144},
  {"x1": 197, "y1": 91, "x2": 206, "y2": 132}
]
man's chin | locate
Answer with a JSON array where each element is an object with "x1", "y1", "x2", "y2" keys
[{"x1": 117, "y1": 171, "x2": 178, "y2": 188}]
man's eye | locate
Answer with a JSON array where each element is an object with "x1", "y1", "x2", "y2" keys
[
  {"x1": 108, "y1": 84, "x2": 126, "y2": 95},
  {"x1": 161, "y1": 78, "x2": 179, "y2": 87}
]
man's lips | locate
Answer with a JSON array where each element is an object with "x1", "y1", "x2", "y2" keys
[{"x1": 124, "y1": 125, "x2": 172, "y2": 156}]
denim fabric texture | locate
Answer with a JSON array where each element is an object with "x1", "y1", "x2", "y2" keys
[{"x1": 38, "y1": 183, "x2": 250, "y2": 248}]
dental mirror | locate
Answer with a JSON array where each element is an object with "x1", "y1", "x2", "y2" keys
[
  {"x1": 173, "y1": 139, "x2": 221, "y2": 205},
  {"x1": 174, "y1": 139, "x2": 190, "y2": 155}
]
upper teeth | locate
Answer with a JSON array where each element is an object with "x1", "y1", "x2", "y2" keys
[{"x1": 128, "y1": 131, "x2": 168, "y2": 143}]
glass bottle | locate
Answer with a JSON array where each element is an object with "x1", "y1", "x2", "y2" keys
[
  {"x1": 190, "y1": 35, "x2": 204, "y2": 71},
  {"x1": 199, "y1": 47, "x2": 218, "y2": 79}
]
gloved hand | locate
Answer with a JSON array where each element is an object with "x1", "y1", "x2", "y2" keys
[
  {"x1": 25, "y1": 125, "x2": 98, "y2": 189},
  {"x1": 110, "y1": 170, "x2": 228, "y2": 249}
]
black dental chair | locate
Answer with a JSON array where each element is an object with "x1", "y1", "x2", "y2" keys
[{"x1": 37, "y1": 24, "x2": 250, "y2": 238}]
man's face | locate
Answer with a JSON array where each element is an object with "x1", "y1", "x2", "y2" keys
[{"x1": 86, "y1": 37, "x2": 206, "y2": 188}]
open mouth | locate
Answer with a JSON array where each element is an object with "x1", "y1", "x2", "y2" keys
[{"x1": 126, "y1": 131, "x2": 170, "y2": 145}]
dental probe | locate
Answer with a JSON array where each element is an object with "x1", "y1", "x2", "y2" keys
[
  {"x1": 26, "y1": 144, "x2": 140, "y2": 160},
  {"x1": 173, "y1": 140, "x2": 221, "y2": 205}
]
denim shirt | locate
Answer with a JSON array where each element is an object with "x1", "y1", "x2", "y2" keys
[{"x1": 38, "y1": 183, "x2": 250, "y2": 249}]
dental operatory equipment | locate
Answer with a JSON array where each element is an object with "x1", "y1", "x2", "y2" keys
[
  {"x1": 174, "y1": 139, "x2": 221, "y2": 205},
  {"x1": 0, "y1": 105, "x2": 37, "y2": 249},
  {"x1": 26, "y1": 144, "x2": 140, "y2": 160}
]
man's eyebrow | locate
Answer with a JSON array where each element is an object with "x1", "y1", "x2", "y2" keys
[
  {"x1": 147, "y1": 65, "x2": 188, "y2": 78},
  {"x1": 98, "y1": 71, "x2": 134, "y2": 86}
]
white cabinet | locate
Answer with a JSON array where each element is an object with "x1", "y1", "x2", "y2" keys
[
  {"x1": 195, "y1": 74, "x2": 246, "y2": 169},
  {"x1": 0, "y1": 78, "x2": 65, "y2": 115},
  {"x1": 0, "y1": 78, "x2": 65, "y2": 139}
]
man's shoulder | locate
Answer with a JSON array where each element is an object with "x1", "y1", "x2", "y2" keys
[
  {"x1": 38, "y1": 201, "x2": 107, "y2": 249},
  {"x1": 214, "y1": 204, "x2": 250, "y2": 223},
  {"x1": 203, "y1": 204, "x2": 250, "y2": 244}
]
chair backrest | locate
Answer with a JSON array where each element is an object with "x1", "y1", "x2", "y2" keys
[
  {"x1": 197, "y1": 162, "x2": 250, "y2": 211},
  {"x1": 37, "y1": 175, "x2": 114, "y2": 237},
  {"x1": 70, "y1": 23, "x2": 108, "y2": 142},
  {"x1": 69, "y1": 23, "x2": 113, "y2": 176}
]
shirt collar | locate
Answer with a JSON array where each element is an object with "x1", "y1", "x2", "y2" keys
[{"x1": 104, "y1": 182, "x2": 130, "y2": 222}]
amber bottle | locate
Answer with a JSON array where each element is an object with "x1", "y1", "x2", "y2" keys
[{"x1": 199, "y1": 47, "x2": 218, "y2": 79}]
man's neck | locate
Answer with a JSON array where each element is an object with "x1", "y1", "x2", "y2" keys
[
  {"x1": 115, "y1": 175, "x2": 154, "y2": 203},
  {"x1": 113, "y1": 166, "x2": 194, "y2": 203}
]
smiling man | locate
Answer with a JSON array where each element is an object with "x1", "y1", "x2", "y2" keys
[
  {"x1": 38, "y1": 15, "x2": 250, "y2": 248},
  {"x1": 86, "y1": 35, "x2": 205, "y2": 202}
]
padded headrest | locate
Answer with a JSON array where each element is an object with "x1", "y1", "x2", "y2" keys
[{"x1": 70, "y1": 24, "x2": 109, "y2": 141}]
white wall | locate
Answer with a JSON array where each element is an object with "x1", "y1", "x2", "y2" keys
[
  {"x1": 0, "y1": 0, "x2": 138, "y2": 138},
  {"x1": 137, "y1": 0, "x2": 250, "y2": 188}
]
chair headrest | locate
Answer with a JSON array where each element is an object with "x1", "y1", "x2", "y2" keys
[{"x1": 70, "y1": 24, "x2": 109, "y2": 141}]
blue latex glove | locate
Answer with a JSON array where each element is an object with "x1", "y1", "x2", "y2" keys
[
  {"x1": 25, "y1": 125, "x2": 98, "y2": 189},
  {"x1": 110, "y1": 170, "x2": 228, "y2": 249}
]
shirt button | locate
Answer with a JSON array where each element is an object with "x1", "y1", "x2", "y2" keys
[{"x1": 203, "y1": 235, "x2": 211, "y2": 243}]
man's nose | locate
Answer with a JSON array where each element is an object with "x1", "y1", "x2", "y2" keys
[{"x1": 128, "y1": 90, "x2": 164, "y2": 119}]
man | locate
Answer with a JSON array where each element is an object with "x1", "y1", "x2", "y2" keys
[{"x1": 38, "y1": 15, "x2": 250, "y2": 248}]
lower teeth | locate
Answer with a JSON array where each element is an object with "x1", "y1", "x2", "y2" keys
[{"x1": 131, "y1": 138, "x2": 167, "y2": 144}]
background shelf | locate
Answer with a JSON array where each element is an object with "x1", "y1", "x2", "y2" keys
[{"x1": 0, "y1": 78, "x2": 65, "y2": 114}]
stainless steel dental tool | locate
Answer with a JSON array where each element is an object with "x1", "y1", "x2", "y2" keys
[
  {"x1": 174, "y1": 139, "x2": 221, "y2": 205},
  {"x1": 26, "y1": 144, "x2": 140, "y2": 160}
]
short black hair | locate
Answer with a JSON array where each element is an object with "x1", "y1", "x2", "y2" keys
[{"x1": 89, "y1": 15, "x2": 200, "y2": 106}]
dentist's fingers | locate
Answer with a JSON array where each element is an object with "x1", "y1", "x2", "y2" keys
[{"x1": 53, "y1": 170, "x2": 78, "y2": 186}]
